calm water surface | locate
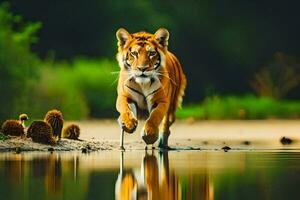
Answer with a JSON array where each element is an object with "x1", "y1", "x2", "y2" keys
[{"x1": 0, "y1": 150, "x2": 299, "y2": 200}]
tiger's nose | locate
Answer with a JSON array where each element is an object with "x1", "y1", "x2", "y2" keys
[{"x1": 137, "y1": 65, "x2": 149, "y2": 72}]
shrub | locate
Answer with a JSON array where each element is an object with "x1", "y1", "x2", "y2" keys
[
  {"x1": 32, "y1": 58, "x2": 119, "y2": 119},
  {"x1": 177, "y1": 95, "x2": 300, "y2": 120},
  {"x1": 0, "y1": 2, "x2": 41, "y2": 122}
]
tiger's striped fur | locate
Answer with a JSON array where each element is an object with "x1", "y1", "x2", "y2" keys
[{"x1": 116, "y1": 28, "x2": 186, "y2": 148}]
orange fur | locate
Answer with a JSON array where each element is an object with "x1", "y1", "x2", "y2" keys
[
  {"x1": 115, "y1": 153, "x2": 180, "y2": 200},
  {"x1": 116, "y1": 28, "x2": 186, "y2": 147}
]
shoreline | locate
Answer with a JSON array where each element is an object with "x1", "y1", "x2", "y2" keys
[{"x1": 0, "y1": 119, "x2": 299, "y2": 152}]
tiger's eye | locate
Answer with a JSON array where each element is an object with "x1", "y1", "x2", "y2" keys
[
  {"x1": 149, "y1": 51, "x2": 157, "y2": 57},
  {"x1": 130, "y1": 51, "x2": 138, "y2": 57}
]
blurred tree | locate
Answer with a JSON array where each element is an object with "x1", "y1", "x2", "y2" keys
[
  {"x1": 0, "y1": 2, "x2": 41, "y2": 121},
  {"x1": 251, "y1": 52, "x2": 300, "y2": 99}
]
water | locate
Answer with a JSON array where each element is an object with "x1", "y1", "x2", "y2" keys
[{"x1": 0, "y1": 150, "x2": 299, "y2": 200}]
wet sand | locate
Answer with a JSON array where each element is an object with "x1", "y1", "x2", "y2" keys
[{"x1": 1, "y1": 120, "x2": 300, "y2": 151}]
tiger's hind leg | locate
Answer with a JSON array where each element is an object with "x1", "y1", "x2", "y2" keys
[{"x1": 158, "y1": 113, "x2": 174, "y2": 149}]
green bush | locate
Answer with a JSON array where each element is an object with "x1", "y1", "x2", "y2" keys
[
  {"x1": 31, "y1": 58, "x2": 119, "y2": 120},
  {"x1": 0, "y1": 2, "x2": 41, "y2": 122},
  {"x1": 177, "y1": 95, "x2": 300, "y2": 120}
]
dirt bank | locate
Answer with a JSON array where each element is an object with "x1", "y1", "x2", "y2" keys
[{"x1": 1, "y1": 120, "x2": 300, "y2": 152}]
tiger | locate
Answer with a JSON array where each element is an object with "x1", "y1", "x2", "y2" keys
[
  {"x1": 115, "y1": 152, "x2": 180, "y2": 200},
  {"x1": 116, "y1": 27, "x2": 186, "y2": 149}
]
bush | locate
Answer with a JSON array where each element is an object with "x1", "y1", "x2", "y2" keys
[
  {"x1": 31, "y1": 58, "x2": 119, "y2": 120},
  {"x1": 177, "y1": 95, "x2": 300, "y2": 120},
  {"x1": 0, "y1": 2, "x2": 41, "y2": 122}
]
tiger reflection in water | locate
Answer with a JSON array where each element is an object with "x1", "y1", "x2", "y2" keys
[
  {"x1": 115, "y1": 151, "x2": 180, "y2": 200},
  {"x1": 115, "y1": 152, "x2": 215, "y2": 200}
]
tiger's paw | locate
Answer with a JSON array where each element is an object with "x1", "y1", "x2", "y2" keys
[
  {"x1": 141, "y1": 121, "x2": 159, "y2": 145},
  {"x1": 158, "y1": 131, "x2": 170, "y2": 149},
  {"x1": 118, "y1": 112, "x2": 138, "y2": 133}
]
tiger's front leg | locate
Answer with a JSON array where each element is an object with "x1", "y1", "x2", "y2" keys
[
  {"x1": 117, "y1": 95, "x2": 138, "y2": 133},
  {"x1": 142, "y1": 101, "x2": 168, "y2": 145}
]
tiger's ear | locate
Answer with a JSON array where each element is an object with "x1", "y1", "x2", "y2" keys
[
  {"x1": 116, "y1": 28, "x2": 131, "y2": 48},
  {"x1": 154, "y1": 28, "x2": 169, "y2": 47}
]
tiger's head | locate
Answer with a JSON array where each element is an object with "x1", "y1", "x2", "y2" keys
[{"x1": 116, "y1": 28, "x2": 169, "y2": 85}]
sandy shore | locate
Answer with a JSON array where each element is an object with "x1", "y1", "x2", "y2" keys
[{"x1": 1, "y1": 120, "x2": 300, "y2": 152}]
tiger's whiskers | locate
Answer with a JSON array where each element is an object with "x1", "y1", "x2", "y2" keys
[{"x1": 156, "y1": 72, "x2": 177, "y2": 86}]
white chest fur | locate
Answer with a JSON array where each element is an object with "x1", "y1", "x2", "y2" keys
[{"x1": 125, "y1": 79, "x2": 161, "y2": 112}]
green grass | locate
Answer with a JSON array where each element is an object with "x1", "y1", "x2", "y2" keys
[{"x1": 176, "y1": 95, "x2": 300, "y2": 120}]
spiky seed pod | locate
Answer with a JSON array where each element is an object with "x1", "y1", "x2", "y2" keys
[
  {"x1": 44, "y1": 109, "x2": 64, "y2": 140},
  {"x1": 27, "y1": 121, "x2": 56, "y2": 145},
  {"x1": 0, "y1": 113, "x2": 28, "y2": 136},
  {"x1": 62, "y1": 124, "x2": 80, "y2": 140},
  {"x1": 1, "y1": 120, "x2": 24, "y2": 136}
]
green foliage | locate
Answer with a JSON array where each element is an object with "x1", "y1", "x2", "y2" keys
[
  {"x1": 0, "y1": 133, "x2": 9, "y2": 141},
  {"x1": 31, "y1": 58, "x2": 119, "y2": 120},
  {"x1": 0, "y1": 2, "x2": 41, "y2": 122},
  {"x1": 177, "y1": 95, "x2": 300, "y2": 120}
]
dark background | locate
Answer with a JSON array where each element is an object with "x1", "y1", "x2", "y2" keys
[{"x1": 9, "y1": 0, "x2": 300, "y2": 102}]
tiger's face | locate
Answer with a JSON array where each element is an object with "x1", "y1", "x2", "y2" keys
[
  {"x1": 124, "y1": 43, "x2": 161, "y2": 84},
  {"x1": 116, "y1": 28, "x2": 169, "y2": 85}
]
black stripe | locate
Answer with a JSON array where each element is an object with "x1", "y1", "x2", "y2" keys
[
  {"x1": 126, "y1": 84, "x2": 162, "y2": 106},
  {"x1": 154, "y1": 53, "x2": 161, "y2": 70},
  {"x1": 125, "y1": 84, "x2": 144, "y2": 96},
  {"x1": 136, "y1": 36, "x2": 151, "y2": 41},
  {"x1": 145, "y1": 87, "x2": 161, "y2": 99},
  {"x1": 124, "y1": 53, "x2": 131, "y2": 69},
  {"x1": 150, "y1": 78, "x2": 155, "y2": 87}
]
